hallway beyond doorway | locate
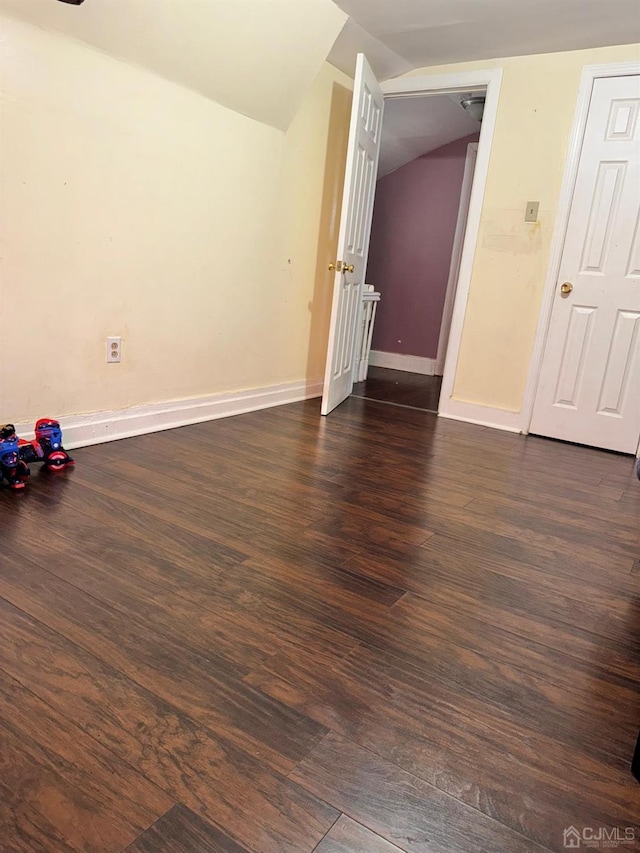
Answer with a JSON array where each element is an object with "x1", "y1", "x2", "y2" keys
[{"x1": 351, "y1": 366, "x2": 442, "y2": 412}]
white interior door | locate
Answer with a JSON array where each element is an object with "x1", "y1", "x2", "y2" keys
[
  {"x1": 530, "y1": 75, "x2": 640, "y2": 453},
  {"x1": 321, "y1": 54, "x2": 384, "y2": 416}
]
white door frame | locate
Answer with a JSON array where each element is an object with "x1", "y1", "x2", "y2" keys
[
  {"x1": 521, "y1": 60, "x2": 640, "y2": 438},
  {"x1": 436, "y1": 141, "x2": 478, "y2": 375},
  {"x1": 381, "y1": 69, "x2": 502, "y2": 421}
]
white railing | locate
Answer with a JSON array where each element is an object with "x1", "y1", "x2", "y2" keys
[{"x1": 356, "y1": 285, "x2": 381, "y2": 383}]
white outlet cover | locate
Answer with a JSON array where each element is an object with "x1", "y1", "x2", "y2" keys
[{"x1": 106, "y1": 336, "x2": 121, "y2": 363}]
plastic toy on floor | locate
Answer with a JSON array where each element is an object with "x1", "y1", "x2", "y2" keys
[
  {"x1": 20, "y1": 418, "x2": 75, "y2": 471},
  {"x1": 0, "y1": 424, "x2": 31, "y2": 489}
]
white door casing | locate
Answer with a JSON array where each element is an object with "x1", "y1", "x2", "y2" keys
[
  {"x1": 321, "y1": 54, "x2": 384, "y2": 416},
  {"x1": 530, "y1": 75, "x2": 640, "y2": 453}
]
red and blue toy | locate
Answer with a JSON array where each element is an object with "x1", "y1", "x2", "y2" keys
[
  {"x1": 0, "y1": 424, "x2": 31, "y2": 490},
  {"x1": 0, "y1": 418, "x2": 74, "y2": 490},
  {"x1": 22, "y1": 419, "x2": 75, "y2": 471}
]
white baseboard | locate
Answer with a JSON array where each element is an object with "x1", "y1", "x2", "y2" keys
[
  {"x1": 13, "y1": 379, "x2": 323, "y2": 450},
  {"x1": 438, "y1": 395, "x2": 523, "y2": 434},
  {"x1": 368, "y1": 350, "x2": 440, "y2": 376}
]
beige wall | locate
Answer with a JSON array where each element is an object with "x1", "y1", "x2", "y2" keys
[
  {"x1": 405, "y1": 43, "x2": 640, "y2": 413},
  {"x1": 0, "y1": 16, "x2": 352, "y2": 423}
]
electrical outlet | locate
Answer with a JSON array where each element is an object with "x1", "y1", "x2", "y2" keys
[
  {"x1": 525, "y1": 201, "x2": 539, "y2": 222},
  {"x1": 106, "y1": 336, "x2": 121, "y2": 363}
]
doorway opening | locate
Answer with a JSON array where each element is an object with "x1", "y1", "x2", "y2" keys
[
  {"x1": 321, "y1": 57, "x2": 501, "y2": 420},
  {"x1": 351, "y1": 90, "x2": 484, "y2": 413}
]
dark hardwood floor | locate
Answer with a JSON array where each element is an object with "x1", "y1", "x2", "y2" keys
[
  {"x1": 351, "y1": 366, "x2": 443, "y2": 411},
  {"x1": 1, "y1": 396, "x2": 639, "y2": 852}
]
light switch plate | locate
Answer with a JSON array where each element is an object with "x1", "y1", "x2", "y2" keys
[{"x1": 525, "y1": 201, "x2": 539, "y2": 222}]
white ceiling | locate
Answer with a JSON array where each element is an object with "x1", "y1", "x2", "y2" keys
[
  {"x1": 0, "y1": 0, "x2": 346, "y2": 131},
  {"x1": 379, "y1": 94, "x2": 480, "y2": 176},
  {"x1": 330, "y1": 0, "x2": 640, "y2": 79}
]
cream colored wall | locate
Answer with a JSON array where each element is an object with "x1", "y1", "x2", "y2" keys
[
  {"x1": 0, "y1": 16, "x2": 351, "y2": 423},
  {"x1": 405, "y1": 43, "x2": 640, "y2": 413}
]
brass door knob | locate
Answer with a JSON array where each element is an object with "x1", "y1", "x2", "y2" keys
[
  {"x1": 328, "y1": 261, "x2": 355, "y2": 273},
  {"x1": 560, "y1": 282, "x2": 573, "y2": 295}
]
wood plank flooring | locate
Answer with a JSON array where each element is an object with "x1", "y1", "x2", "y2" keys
[
  {"x1": 351, "y1": 367, "x2": 442, "y2": 411},
  {"x1": 1, "y1": 395, "x2": 639, "y2": 852}
]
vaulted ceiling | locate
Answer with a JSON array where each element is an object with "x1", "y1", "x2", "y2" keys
[
  {"x1": 379, "y1": 94, "x2": 480, "y2": 177},
  {"x1": 0, "y1": 0, "x2": 347, "y2": 130},
  {"x1": 330, "y1": 0, "x2": 640, "y2": 79}
]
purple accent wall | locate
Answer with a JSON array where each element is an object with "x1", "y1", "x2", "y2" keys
[{"x1": 368, "y1": 134, "x2": 479, "y2": 360}]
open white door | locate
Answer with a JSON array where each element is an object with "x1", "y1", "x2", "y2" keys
[
  {"x1": 321, "y1": 54, "x2": 384, "y2": 415},
  {"x1": 530, "y1": 75, "x2": 640, "y2": 453}
]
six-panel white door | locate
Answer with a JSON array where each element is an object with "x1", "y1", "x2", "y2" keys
[
  {"x1": 530, "y1": 75, "x2": 640, "y2": 453},
  {"x1": 321, "y1": 54, "x2": 384, "y2": 416}
]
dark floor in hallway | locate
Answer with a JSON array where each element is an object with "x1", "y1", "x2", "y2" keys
[
  {"x1": 352, "y1": 366, "x2": 443, "y2": 411},
  {"x1": 1, "y1": 396, "x2": 639, "y2": 852}
]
